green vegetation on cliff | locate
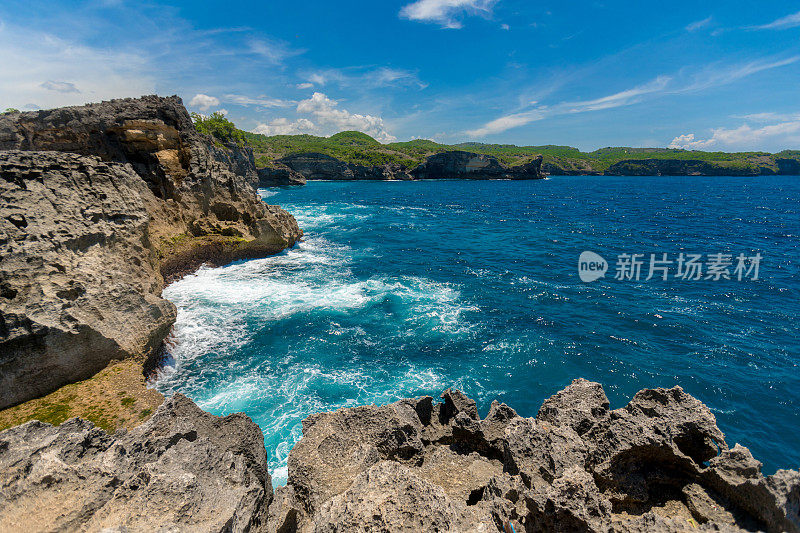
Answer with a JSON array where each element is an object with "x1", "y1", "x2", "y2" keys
[
  {"x1": 192, "y1": 111, "x2": 246, "y2": 146},
  {"x1": 241, "y1": 128, "x2": 797, "y2": 174}
]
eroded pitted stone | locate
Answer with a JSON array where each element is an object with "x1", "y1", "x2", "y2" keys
[
  {"x1": 0, "y1": 96, "x2": 302, "y2": 409},
  {"x1": 275, "y1": 383, "x2": 799, "y2": 533},
  {"x1": 537, "y1": 377, "x2": 610, "y2": 435},
  {"x1": 0, "y1": 394, "x2": 271, "y2": 532}
]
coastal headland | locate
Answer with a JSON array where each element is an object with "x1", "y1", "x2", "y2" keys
[{"x1": 0, "y1": 96, "x2": 797, "y2": 532}]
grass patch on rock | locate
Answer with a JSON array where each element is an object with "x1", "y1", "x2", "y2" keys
[{"x1": 0, "y1": 359, "x2": 164, "y2": 433}]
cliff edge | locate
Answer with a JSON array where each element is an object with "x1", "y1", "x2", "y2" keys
[
  {"x1": 273, "y1": 379, "x2": 799, "y2": 532},
  {"x1": 0, "y1": 96, "x2": 302, "y2": 409},
  {"x1": 1, "y1": 380, "x2": 797, "y2": 532}
]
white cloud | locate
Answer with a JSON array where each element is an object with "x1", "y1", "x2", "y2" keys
[
  {"x1": 686, "y1": 16, "x2": 712, "y2": 32},
  {"x1": 466, "y1": 110, "x2": 545, "y2": 136},
  {"x1": 253, "y1": 118, "x2": 317, "y2": 136},
  {"x1": 669, "y1": 116, "x2": 800, "y2": 151},
  {"x1": 189, "y1": 93, "x2": 220, "y2": 111},
  {"x1": 399, "y1": 0, "x2": 497, "y2": 29},
  {"x1": 296, "y1": 92, "x2": 396, "y2": 142},
  {"x1": 40, "y1": 80, "x2": 80, "y2": 93},
  {"x1": 296, "y1": 82, "x2": 314, "y2": 89},
  {"x1": 222, "y1": 94, "x2": 294, "y2": 108},
  {"x1": 753, "y1": 10, "x2": 800, "y2": 30}
]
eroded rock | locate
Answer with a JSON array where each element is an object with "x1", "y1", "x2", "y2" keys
[
  {"x1": 0, "y1": 393, "x2": 271, "y2": 532},
  {"x1": 0, "y1": 96, "x2": 302, "y2": 408},
  {"x1": 277, "y1": 382, "x2": 800, "y2": 533}
]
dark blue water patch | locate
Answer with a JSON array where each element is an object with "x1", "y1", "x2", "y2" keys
[{"x1": 155, "y1": 176, "x2": 800, "y2": 484}]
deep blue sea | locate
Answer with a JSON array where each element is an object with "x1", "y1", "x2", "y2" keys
[{"x1": 155, "y1": 177, "x2": 800, "y2": 485}]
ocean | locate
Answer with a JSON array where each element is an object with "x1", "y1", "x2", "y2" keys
[{"x1": 155, "y1": 177, "x2": 800, "y2": 485}]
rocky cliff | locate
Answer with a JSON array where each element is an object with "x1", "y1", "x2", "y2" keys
[
  {"x1": 1, "y1": 380, "x2": 797, "y2": 532},
  {"x1": 277, "y1": 152, "x2": 413, "y2": 181},
  {"x1": 0, "y1": 96, "x2": 302, "y2": 409},
  {"x1": 264, "y1": 151, "x2": 545, "y2": 184},
  {"x1": 603, "y1": 159, "x2": 765, "y2": 177},
  {"x1": 0, "y1": 393, "x2": 271, "y2": 532}
]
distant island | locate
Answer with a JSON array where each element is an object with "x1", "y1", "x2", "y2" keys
[{"x1": 186, "y1": 111, "x2": 800, "y2": 186}]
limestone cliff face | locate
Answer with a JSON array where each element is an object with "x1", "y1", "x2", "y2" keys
[
  {"x1": 411, "y1": 151, "x2": 545, "y2": 180},
  {"x1": 0, "y1": 96, "x2": 302, "y2": 409},
  {"x1": 277, "y1": 152, "x2": 413, "y2": 181},
  {"x1": 271, "y1": 150, "x2": 545, "y2": 182},
  {"x1": 0, "y1": 95, "x2": 300, "y2": 247},
  {"x1": 603, "y1": 159, "x2": 764, "y2": 177}
]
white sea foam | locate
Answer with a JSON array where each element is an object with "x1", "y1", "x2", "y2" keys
[{"x1": 156, "y1": 215, "x2": 479, "y2": 484}]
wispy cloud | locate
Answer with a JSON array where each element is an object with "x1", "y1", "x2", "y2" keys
[
  {"x1": 467, "y1": 55, "x2": 800, "y2": 137},
  {"x1": 752, "y1": 10, "x2": 800, "y2": 30},
  {"x1": 466, "y1": 76, "x2": 670, "y2": 136},
  {"x1": 680, "y1": 55, "x2": 800, "y2": 91},
  {"x1": 0, "y1": 21, "x2": 155, "y2": 109},
  {"x1": 222, "y1": 94, "x2": 295, "y2": 108},
  {"x1": 685, "y1": 16, "x2": 712, "y2": 32},
  {"x1": 399, "y1": 0, "x2": 497, "y2": 29},
  {"x1": 247, "y1": 37, "x2": 303, "y2": 64},
  {"x1": 300, "y1": 66, "x2": 426, "y2": 89}
]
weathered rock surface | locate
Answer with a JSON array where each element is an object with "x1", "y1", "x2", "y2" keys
[
  {"x1": 257, "y1": 163, "x2": 308, "y2": 186},
  {"x1": 0, "y1": 96, "x2": 302, "y2": 408},
  {"x1": 411, "y1": 151, "x2": 544, "y2": 180},
  {"x1": 271, "y1": 150, "x2": 544, "y2": 182},
  {"x1": 604, "y1": 159, "x2": 763, "y2": 176},
  {"x1": 0, "y1": 151, "x2": 175, "y2": 408},
  {"x1": 0, "y1": 393, "x2": 272, "y2": 532},
  {"x1": 277, "y1": 153, "x2": 413, "y2": 181},
  {"x1": 279, "y1": 379, "x2": 800, "y2": 532}
]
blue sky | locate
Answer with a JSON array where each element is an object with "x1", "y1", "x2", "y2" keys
[{"x1": 1, "y1": 0, "x2": 799, "y2": 151}]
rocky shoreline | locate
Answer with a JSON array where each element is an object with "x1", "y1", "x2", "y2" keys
[
  {"x1": 1, "y1": 380, "x2": 797, "y2": 532},
  {"x1": 1, "y1": 97, "x2": 798, "y2": 532},
  {"x1": 257, "y1": 151, "x2": 545, "y2": 186},
  {"x1": 0, "y1": 95, "x2": 302, "y2": 409},
  {"x1": 255, "y1": 149, "x2": 800, "y2": 186}
]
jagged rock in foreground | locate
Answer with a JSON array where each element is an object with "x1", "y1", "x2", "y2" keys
[
  {"x1": 0, "y1": 96, "x2": 302, "y2": 409},
  {"x1": 0, "y1": 394, "x2": 271, "y2": 532},
  {"x1": 273, "y1": 379, "x2": 800, "y2": 532},
  {"x1": 0, "y1": 380, "x2": 797, "y2": 531}
]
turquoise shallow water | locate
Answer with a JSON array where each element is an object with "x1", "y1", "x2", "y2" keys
[{"x1": 155, "y1": 177, "x2": 800, "y2": 485}]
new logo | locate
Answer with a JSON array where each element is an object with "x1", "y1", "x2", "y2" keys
[{"x1": 578, "y1": 251, "x2": 608, "y2": 282}]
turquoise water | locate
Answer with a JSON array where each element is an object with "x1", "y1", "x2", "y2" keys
[{"x1": 155, "y1": 177, "x2": 800, "y2": 484}]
